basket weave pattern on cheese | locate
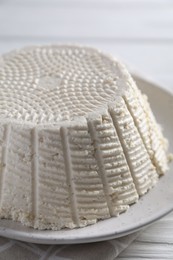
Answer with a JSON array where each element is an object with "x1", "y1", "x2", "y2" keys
[
  {"x1": 0, "y1": 46, "x2": 169, "y2": 230},
  {"x1": 0, "y1": 46, "x2": 126, "y2": 123}
]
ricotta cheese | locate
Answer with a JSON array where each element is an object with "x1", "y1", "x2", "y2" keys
[{"x1": 0, "y1": 45, "x2": 169, "y2": 230}]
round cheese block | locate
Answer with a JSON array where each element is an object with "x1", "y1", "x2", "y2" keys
[{"x1": 0, "y1": 45, "x2": 169, "y2": 230}]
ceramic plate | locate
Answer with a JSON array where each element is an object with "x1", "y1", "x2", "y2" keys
[{"x1": 0, "y1": 75, "x2": 172, "y2": 244}]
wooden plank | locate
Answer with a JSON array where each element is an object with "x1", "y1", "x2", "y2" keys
[
  {"x1": 0, "y1": 3, "x2": 173, "y2": 39},
  {"x1": 118, "y1": 212, "x2": 173, "y2": 259}
]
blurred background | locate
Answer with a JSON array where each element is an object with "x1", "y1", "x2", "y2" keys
[{"x1": 0, "y1": 0, "x2": 173, "y2": 90}]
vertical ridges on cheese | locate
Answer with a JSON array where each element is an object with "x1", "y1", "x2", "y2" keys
[
  {"x1": 87, "y1": 111, "x2": 139, "y2": 214},
  {"x1": 123, "y1": 94, "x2": 158, "y2": 185},
  {"x1": 37, "y1": 128, "x2": 73, "y2": 229},
  {"x1": 31, "y1": 127, "x2": 39, "y2": 222},
  {"x1": 87, "y1": 118, "x2": 115, "y2": 216},
  {"x1": 60, "y1": 127, "x2": 79, "y2": 227},
  {"x1": 109, "y1": 97, "x2": 157, "y2": 196},
  {"x1": 68, "y1": 122, "x2": 110, "y2": 224},
  {"x1": 0, "y1": 124, "x2": 11, "y2": 206},
  {"x1": 124, "y1": 86, "x2": 168, "y2": 175},
  {"x1": 140, "y1": 94, "x2": 168, "y2": 174},
  {"x1": 1, "y1": 125, "x2": 32, "y2": 221}
]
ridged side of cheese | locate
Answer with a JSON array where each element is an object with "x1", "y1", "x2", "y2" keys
[
  {"x1": 68, "y1": 122, "x2": 110, "y2": 224},
  {"x1": 124, "y1": 86, "x2": 168, "y2": 175},
  {"x1": 108, "y1": 98, "x2": 158, "y2": 195},
  {"x1": 0, "y1": 125, "x2": 32, "y2": 225},
  {"x1": 36, "y1": 128, "x2": 73, "y2": 229},
  {"x1": 0, "y1": 98, "x2": 168, "y2": 230},
  {"x1": 87, "y1": 111, "x2": 138, "y2": 214}
]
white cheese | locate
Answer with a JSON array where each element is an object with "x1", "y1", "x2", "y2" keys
[{"x1": 0, "y1": 45, "x2": 169, "y2": 230}]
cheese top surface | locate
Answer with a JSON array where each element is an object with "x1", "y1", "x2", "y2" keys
[{"x1": 0, "y1": 45, "x2": 131, "y2": 124}]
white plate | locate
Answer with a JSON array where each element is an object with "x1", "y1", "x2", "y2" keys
[{"x1": 0, "y1": 75, "x2": 173, "y2": 244}]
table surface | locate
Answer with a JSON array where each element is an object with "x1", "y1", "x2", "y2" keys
[{"x1": 0, "y1": 0, "x2": 173, "y2": 259}]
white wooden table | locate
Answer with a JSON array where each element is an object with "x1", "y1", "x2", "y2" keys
[{"x1": 0, "y1": 0, "x2": 173, "y2": 259}]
